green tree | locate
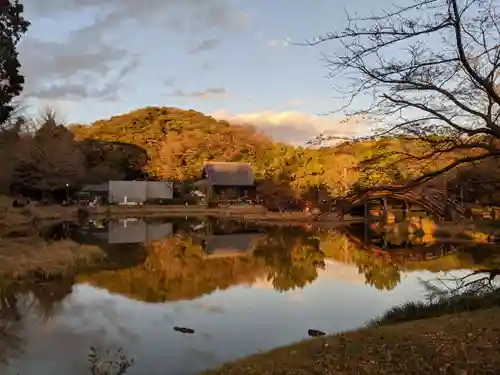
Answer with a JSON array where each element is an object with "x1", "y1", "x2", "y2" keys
[{"x1": 0, "y1": 0, "x2": 30, "y2": 124}]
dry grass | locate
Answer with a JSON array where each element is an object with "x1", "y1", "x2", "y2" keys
[
  {"x1": 0, "y1": 195, "x2": 78, "y2": 231},
  {"x1": 203, "y1": 307, "x2": 500, "y2": 375},
  {"x1": 370, "y1": 290, "x2": 500, "y2": 327},
  {"x1": 0, "y1": 237, "x2": 106, "y2": 280}
]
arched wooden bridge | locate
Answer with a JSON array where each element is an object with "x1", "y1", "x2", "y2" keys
[{"x1": 346, "y1": 187, "x2": 466, "y2": 219}]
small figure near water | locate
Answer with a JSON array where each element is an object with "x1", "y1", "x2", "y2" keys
[
  {"x1": 173, "y1": 326, "x2": 195, "y2": 334},
  {"x1": 308, "y1": 329, "x2": 326, "y2": 337}
]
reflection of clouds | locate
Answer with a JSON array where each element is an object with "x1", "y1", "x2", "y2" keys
[
  {"x1": 4, "y1": 265, "x2": 463, "y2": 374},
  {"x1": 286, "y1": 291, "x2": 305, "y2": 303},
  {"x1": 251, "y1": 277, "x2": 274, "y2": 290},
  {"x1": 251, "y1": 278, "x2": 306, "y2": 302},
  {"x1": 185, "y1": 347, "x2": 219, "y2": 367},
  {"x1": 319, "y1": 259, "x2": 376, "y2": 285},
  {"x1": 193, "y1": 302, "x2": 225, "y2": 314}
]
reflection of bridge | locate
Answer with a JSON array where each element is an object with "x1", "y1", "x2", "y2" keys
[
  {"x1": 343, "y1": 223, "x2": 458, "y2": 260},
  {"x1": 347, "y1": 187, "x2": 465, "y2": 219}
]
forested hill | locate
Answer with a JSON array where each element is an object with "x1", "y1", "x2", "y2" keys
[
  {"x1": 68, "y1": 106, "x2": 482, "y2": 200},
  {"x1": 69, "y1": 106, "x2": 364, "y2": 198},
  {"x1": 70, "y1": 106, "x2": 274, "y2": 181}
]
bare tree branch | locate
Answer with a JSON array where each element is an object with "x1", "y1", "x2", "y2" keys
[{"x1": 304, "y1": 0, "x2": 500, "y2": 189}]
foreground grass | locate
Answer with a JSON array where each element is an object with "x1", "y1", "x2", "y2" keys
[
  {"x1": 0, "y1": 237, "x2": 106, "y2": 280},
  {"x1": 370, "y1": 289, "x2": 500, "y2": 327},
  {"x1": 202, "y1": 307, "x2": 500, "y2": 375}
]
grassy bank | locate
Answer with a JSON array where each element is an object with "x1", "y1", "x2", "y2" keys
[
  {"x1": 0, "y1": 195, "x2": 78, "y2": 231},
  {"x1": 0, "y1": 237, "x2": 106, "y2": 281},
  {"x1": 203, "y1": 307, "x2": 500, "y2": 375},
  {"x1": 370, "y1": 289, "x2": 500, "y2": 327}
]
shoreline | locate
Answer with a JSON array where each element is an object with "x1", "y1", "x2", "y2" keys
[
  {"x1": 82, "y1": 205, "x2": 356, "y2": 227},
  {"x1": 4, "y1": 203, "x2": 500, "y2": 234},
  {"x1": 202, "y1": 307, "x2": 500, "y2": 375}
]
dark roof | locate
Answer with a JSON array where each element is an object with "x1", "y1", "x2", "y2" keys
[
  {"x1": 80, "y1": 183, "x2": 109, "y2": 193},
  {"x1": 203, "y1": 162, "x2": 254, "y2": 186}
]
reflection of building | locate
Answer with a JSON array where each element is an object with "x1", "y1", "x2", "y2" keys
[
  {"x1": 78, "y1": 181, "x2": 174, "y2": 204},
  {"x1": 77, "y1": 219, "x2": 174, "y2": 244},
  {"x1": 108, "y1": 219, "x2": 173, "y2": 244},
  {"x1": 193, "y1": 162, "x2": 255, "y2": 202},
  {"x1": 202, "y1": 233, "x2": 265, "y2": 259},
  {"x1": 190, "y1": 218, "x2": 265, "y2": 258}
]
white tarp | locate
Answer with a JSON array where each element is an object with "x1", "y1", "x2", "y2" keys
[{"x1": 109, "y1": 181, "x2": 147, "y2": 203}]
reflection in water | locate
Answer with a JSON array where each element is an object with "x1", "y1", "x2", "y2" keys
[{"x1": 1, "y1": 218, "x2": 500, "y2": 374}]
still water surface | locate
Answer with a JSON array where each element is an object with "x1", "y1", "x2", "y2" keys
[{"x1": 1, "y1": 217, "x2": 494, "y2": 375}]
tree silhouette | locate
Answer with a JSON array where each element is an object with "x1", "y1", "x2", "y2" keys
[
  {"x1": 308, "y1": 0, "x2": 500, "y2": 190},
  {"x1": 0, "y1": 0, "x2": 30, "y2": 124},
  {"x1": 14, "y1": 110, "x2": 86, "y2": 196}
]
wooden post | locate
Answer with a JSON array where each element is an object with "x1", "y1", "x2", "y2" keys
[
  {"x1": 364, "y1": 202, "x2": 368, "y2": 242},
  {"x1": 206, "y1": 185, "x2": 213, "y2": 208},
  {"x1": 382, "y1": 197, "x2": 389, "y2": 224},
  {"x1": 460, "y1": 184, "x2": 464, "y2": 208}
]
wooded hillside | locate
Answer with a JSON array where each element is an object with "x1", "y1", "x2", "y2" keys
[{"x1": 0, "y1": 105, "x2": 494, "y2": 201}]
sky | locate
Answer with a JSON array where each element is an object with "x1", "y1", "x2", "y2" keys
[{"x1": 17, "y1": 0, "x2": 397, "y2": 145}]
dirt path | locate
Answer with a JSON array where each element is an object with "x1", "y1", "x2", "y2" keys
[{"x1": 203, "y1": 307, "x2": 500, "y2": 375}]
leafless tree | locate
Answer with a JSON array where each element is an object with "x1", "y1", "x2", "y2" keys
[
  {"x1": 307, "y1": 0, "x2": 500, "y2": 189},
  {"x1": 13, "y1": 108, "x2": 85, "y2": 196}
]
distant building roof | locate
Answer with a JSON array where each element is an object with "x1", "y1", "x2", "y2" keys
[
  {"x1": 80, "y1": 183, "x2": 109, "y2": 193},
  {"x1": 202, "y1": 161, "x2": 254, "y2": 186}
]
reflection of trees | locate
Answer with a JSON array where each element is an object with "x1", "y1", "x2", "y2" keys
[
  {"x1": 0, "y1": 280, "x2": 72, "y2": 366},
  {"x1": 80, "y1": 229, "x2": 327, "y2": 301},
  {"x1": 79, "y1": 234, "x2": 268, "y2": 302},
  {"x1": 0, "y1": 293, "x2": 24, "y2": 366},
  {"x1": 357, "y1": 258, "x2": 401, "y2": 291},
  {"x1": 317, "y1": 229, "x2": 500, "y2": 291},
  {"x1": 317, "y1": 229, "x2": 401, "y2": 291},
  {"x1": 75, "y1": 225, "x2": 500, "y2": 301},
  {"x1": 420, "y1": 250, "x2": 500, "y2": 301},
  {"x1": 254, "y1": 228, "x2": 325, "y2": 292}
]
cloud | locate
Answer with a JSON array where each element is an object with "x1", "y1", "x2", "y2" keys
[
  {"x1": 170, "y1": 87, "x2": 229, "y2": 99},
  {"x1": 188, "y1": 38, "x2": 221, "y2": 54},
  {"x1": 286, "y1": 99, "x2": 304, "y2": 107},
  {"x1": 267, "y1": 38, "x2": 291, "y2": 48},
  {"x1": 200, "y1": 61, "x2": 213, "y2": 71},
  {"x1": 19, "y1": 0, "x2": 242, "y2": 101},
  {"x1": 19, "y1": 39, "x2": 139, "y2": 101},
  {"x1": 210, "y1": 110, "x2": 365, "y2": 145},
  {"x1": 164, "y1": 77, "x2": 175, "y2": 87},
  {"x1": 23, "y1": 0, "x2": 238, "y2": 33}
]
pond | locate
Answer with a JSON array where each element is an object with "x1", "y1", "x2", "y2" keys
[{"x1": 1, "y1": 217, "x2": 498, "y2": 375}]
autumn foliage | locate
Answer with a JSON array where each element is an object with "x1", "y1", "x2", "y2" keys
[{"x1": 1, "y1": 105, "x2": 496, "y2": 202}]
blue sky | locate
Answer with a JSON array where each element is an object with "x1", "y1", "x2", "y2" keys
[{"x1": 18, "y1": 0, "x2": 396, "y2": 144}]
